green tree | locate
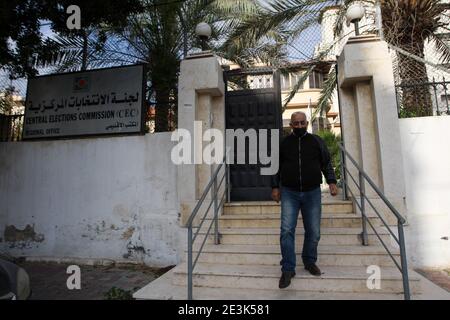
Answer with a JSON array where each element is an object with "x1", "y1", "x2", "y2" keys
[
  {"x1": 0, "y1": 0, "x2": 143, "y2": 77},
  {"x1": 0, "y1": 87, "x2": 16, "y2": 115},
  {"x1": 316, "y1": 129, "x2": 341, "y2": 181}
]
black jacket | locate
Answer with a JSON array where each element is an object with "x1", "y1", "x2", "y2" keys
[{"x1": 271, "y1": 132, "x2": 337, "y2": 191}]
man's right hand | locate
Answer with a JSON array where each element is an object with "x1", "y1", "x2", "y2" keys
[{"x1": 271, "y1": 188, "x2": 281, "y2": 203}]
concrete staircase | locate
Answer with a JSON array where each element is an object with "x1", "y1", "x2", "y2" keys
[{"x1": 134, "y1": 197, "x2": 423, "y2": 300}]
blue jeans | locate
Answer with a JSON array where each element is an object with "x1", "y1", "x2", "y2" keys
[{"x1": 280, "y1": 186, "x2": 322, "y2": 272}]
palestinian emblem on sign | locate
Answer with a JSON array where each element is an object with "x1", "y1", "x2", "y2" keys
[{"x1": 73, "y1": 76, "x2": 90, "y2": 92}]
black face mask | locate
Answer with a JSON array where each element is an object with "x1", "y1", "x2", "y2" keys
[{"x1": 293, "y1": 127, "x2": 307, "y2": 137}]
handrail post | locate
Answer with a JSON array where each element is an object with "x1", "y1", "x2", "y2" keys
[
  {"x1": 339, "y1": 147, "x2": 348, "y2": 201},
  {"x1": 225, "y1": 162, "x2": 230, "y2": 203},
  {"x1": 359, "y1": 171, "x2": 369, "y2": 246},
  {"x1": 398, "y1": 222, "x2": 411, "y2": 300},
  {"x1": 185, "y1": 155, "x2": 228, "y2": 300},
  {"x1": 213, "y1": 168, "x2": 219, "y2": 245},
  {"x1": 226, "y1": 149, "x2": 231, "y2": 203},
  {"x1": 187, "y1": 226, "x2": 193, "y2": 300},
  {"x1": 338, "y1": 143, "x2": 411, "y2": 299}
]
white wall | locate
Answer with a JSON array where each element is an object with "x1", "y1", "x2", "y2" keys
[
  {"x1": 400, "y1": 116, "x2": 450, "y2": 268},
  {"x1": 0, "y1": 133, "x2": 184, "y2": 267}
]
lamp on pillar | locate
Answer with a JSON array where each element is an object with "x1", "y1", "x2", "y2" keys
[
  {"x1": 346, "y1": 3, "x2": 365, "y2": 36},
  {"x1": 195, "y1": 22, "x2": 212, "y2": 51}
]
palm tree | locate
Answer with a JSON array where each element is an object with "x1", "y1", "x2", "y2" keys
[
  {"x1": 220, "y1": 0, "x2": 450, "y2": 118},
  {"x1": 380, "y1": 0, "x2": 450, "y2": 116}
]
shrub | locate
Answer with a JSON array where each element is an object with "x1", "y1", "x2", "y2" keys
[
  {"x1": 316, "y1": 130, "x2": 341, "y2": 182},
  {"x1": 104, "y1": 287, "x2": 134, "y2": 300}
]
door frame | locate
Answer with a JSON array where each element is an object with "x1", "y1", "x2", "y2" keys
[{"x1": 224, "y1": 67, "x2": 283, "y2": 201}]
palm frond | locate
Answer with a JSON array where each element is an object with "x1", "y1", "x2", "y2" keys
[
  {"x1": 332, "y1": 2, "x2": 348, "y2": 38},
  {"x1": 429, "y1": 33, "x2": 450, "y2": 63},
  {"x1": 282, "y1": 41, "x2": 336, "y2": 111},
  {"x1": 238, "y1": 42, "x2": 290, "y2": 68},
  {"x1": 34, "y1": 35, "x2": 85, "y2": 70},
  {"x1": 282, "y1": 64, "x2": 315, "y2": 112},
  {"x1": 312, "y1": 66, "x2": 337, "y2": 122},
  {"x1": 209, "y1": 0, "x2": 259, "y2": 17},
  {"x1": 220, "y1": 0, "x2": 330, "y2": 54}
]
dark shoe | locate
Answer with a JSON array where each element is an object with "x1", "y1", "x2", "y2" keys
[
  {"x1": 279, "y1": 271, "x2": 296, "y2": 289},
  {"x1": 305, "y1": 264, "x2": 322, "y2": 276}
]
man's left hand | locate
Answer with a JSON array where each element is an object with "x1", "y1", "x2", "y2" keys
[{"x1": 329, "y1": 184, "x2": 338, "y2": 196}]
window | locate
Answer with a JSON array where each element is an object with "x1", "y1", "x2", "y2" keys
[
  {"x1": 281, "y1": 74, "x2": 290, "y2": 90},
  {"x1": 249, "y1": 75, "x2": 273, "y2": 89},
  {"x1": 281, "y1": 72, "x2": 304, "y2": 91},
  {"x1": 291, "y1": 72, "x2": 304, "y2": 90},
  {"x1": 309, "y1": 71, "x2": 324, "y2": 89}
]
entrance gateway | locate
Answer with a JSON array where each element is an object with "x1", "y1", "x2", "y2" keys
[{"x1": 224, "y1": 67, "x2": 282, "y2": 201}]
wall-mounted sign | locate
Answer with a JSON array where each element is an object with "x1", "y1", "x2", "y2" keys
[{"x1": 23, "y1": 64, "x2": 145, "y2": 140}]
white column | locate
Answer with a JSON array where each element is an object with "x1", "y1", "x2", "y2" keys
[
  {"x1": 337, "y1": 35, "x2": 407, "y2": 224},
  {"x1": 177, "y1": 53, "x2": 225, "y2": 226}
]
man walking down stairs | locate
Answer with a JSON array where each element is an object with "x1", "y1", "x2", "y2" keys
[{"x1": 270, "y1": 112, "x2": 338, "y2": 289}]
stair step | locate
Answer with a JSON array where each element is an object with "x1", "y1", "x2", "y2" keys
[
  {"x1": 133, "y1": 269, "x2": 407, "y2": 300},
  {"x1": 199, "y1": 227, "x2": 393, "y2": 246},
  {"x1": 225, "y1": 200, "x2": 354, "y2": 206},
  {"x1": 209, "y1": 213, "x2": 379, "y2": 228},
  {"x1": 224, "y1": 201, "x2": 354, "y2": 215},
  {"x1": 185, "y1": 244, "x2": 399, "y2": 267},
  {"x1": 171, "y1": 262, "x2": 420, "y2": 294}
]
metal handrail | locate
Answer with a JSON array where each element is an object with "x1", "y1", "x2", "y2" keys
[
  {"x1": 186, "y1": 153, "x2": 230, "y2": 300},
  {"x1": 338, "y1": 143, "x2": 411, "y2": 300}
]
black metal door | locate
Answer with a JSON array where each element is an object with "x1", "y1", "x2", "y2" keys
[{"x1": 225, "y1": 68, "x2": 282, "y2": 201}]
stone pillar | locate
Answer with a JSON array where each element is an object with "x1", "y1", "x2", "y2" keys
[
  {"x1": 177, "y1": 53, "x2": 225, "y2": 226},
  {"x1": 337, "y1": 35, "x2": 407, "y2": 225}
]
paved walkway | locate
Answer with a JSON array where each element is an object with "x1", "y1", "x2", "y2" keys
[
  {"x1": 18, "y1": 261, "x2": 172, "y2": 300},
  {"x1": 13, "y1": 262, "x2": 450, "y2": 300}
]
